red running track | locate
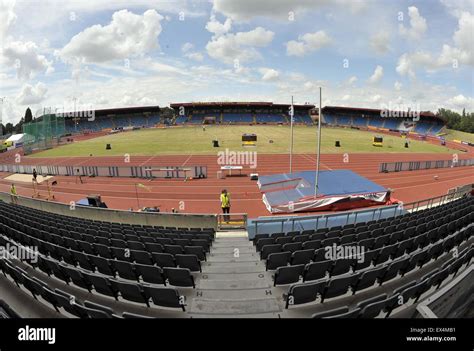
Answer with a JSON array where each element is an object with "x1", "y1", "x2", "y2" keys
[{"x1": 0, "y1": 147, "x2": 473, "y2": 218}]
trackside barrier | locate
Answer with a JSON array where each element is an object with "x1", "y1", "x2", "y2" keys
[
  {"x1": 379, "y1": 158, "x2": 474, "y2": 173},
  {"x1": 0, "y1": 192, "x2": 218, "y2": 230},
  {"x1": 248, "y1": 189, "x2": 472, "y2": 238},
  {"x1": 0, "y1": 164, "x2": 207, "y2": 179}
]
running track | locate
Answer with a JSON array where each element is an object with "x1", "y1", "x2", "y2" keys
[{"x1": 0, "y1": 143, "x2": 472, "y2": 218}]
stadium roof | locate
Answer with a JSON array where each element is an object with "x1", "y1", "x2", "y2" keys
[{"x1": 170, "y1": 102, "x2": 315, "y2": 109}]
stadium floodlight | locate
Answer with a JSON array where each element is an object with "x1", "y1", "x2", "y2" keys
[
  {"x1": 315, "y1": 87, "x2": 322, "y2": 198},
  {"x1": 289, "y1": 95, "x2": 294, "y2": 174}
]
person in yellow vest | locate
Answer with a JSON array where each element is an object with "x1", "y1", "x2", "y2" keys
[
  {"x1": 10, "y1": 183, "x2": 18, "y2": 204},
  {"x1": 220, "y1": 189, "x2": 231, "y2": 222}
]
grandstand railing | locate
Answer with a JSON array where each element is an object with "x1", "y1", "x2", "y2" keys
[
  {"x1": 250, "y1": 188, "x2": 472, "y2": 236},
  {"x1": 379, "y1": 158, "x2": 474, "y2": 173},
  {"x1": 0, "y1": 192, "x2": 218, "y2": 230}
]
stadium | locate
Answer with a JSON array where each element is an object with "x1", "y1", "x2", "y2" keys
[
  {"x1": 0, "y1": 99, "x2": 472, "y2": 322},
  {"x1": 0, "y1": 0, "x2": 473, "y2": 347}
]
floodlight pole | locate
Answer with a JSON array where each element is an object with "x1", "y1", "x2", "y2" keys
[
  {"x1": 315, "y1": 87, "x2": 322, "y2": 198},
  {"x1": 289, "y1": 95, "x2": 294, "y2": 174}
]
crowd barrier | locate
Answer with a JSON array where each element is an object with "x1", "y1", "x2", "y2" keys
[
  {"x1": 0, "y1": 192, "x2": 217, "y2": 230},
  {"x1": 248, "y1": 189, "x2": 471, "y2": 238},
  {"x1": 0, "y1": 164, "x2": 207, "y2": 179},
  {"x1": 379, "y1": 158, "x2": 474, "y2": 173}
]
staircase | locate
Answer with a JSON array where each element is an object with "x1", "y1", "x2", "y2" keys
[{"x1": 188, "y1": 232, "x2": 283, "y2": 318}]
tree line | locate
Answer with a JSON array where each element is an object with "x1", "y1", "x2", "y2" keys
[{"x1": 437, "y1": 108, "x2": 474, "y2": 134}]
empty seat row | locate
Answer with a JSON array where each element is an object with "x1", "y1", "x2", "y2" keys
[
  {"x1": 0, "y1": 258, "x2": 186, "y2": 315},
  {"x1": 284, "y1": 242, "x2": 472, "y2": 309}
]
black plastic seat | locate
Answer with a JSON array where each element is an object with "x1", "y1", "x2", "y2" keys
[
  {"x1": 90, "y1": 256, "x2": 115, "y2": 276},
  {"x1": 286, "y1": 279, "x2": 327, "y2": 308},
  {"x1": 112, "y1": 260, "x2": 138, "y2": 281},
  {"x1": 256, "y1": 238, "x2": 274, "y2": 251},
  {"x1": 145, "y1": 242, "x2": 163, "y2": 253},
  {"x1": 379, "y1": 257, "x2": 408, "y2": 284},
  {"x1": 108, "y1": 279, "x2": 149, "y2": 306},
  {"x1": 184, "y1": 246, "x2": 206, "y2": 261},
  {"x1": 261, "y1": 244, "x2": 281, "y2": 259},
  {"x1": 353, "y1": 265, "x2": 387, "y2": 293},
  {"x1": 303, "y1": 260, "x2": 332, "y2": 282},
  {"x1": 266, "y1": 251, "x2": 291, "y2": 270},
  {"x1": 60, "y1": 265, "x2": 92, "y2": 291},
  {"x1": 282, "y1": 242, "x2": 302, "y2": 253},
  {"x1": 321, "y1": 273, "x2": 360, "y2": 302},
  {"x1": 142, "y1": 285, "x2": 185, "y2": 310},
  {"x1": 273, "y1": 264, "x2": 304, "y2": 286},
  {"x1": 94, "y1": 244, "x2": 113, "y2": 259},
  {"x1": 175, "y1": 254, "x2": 202, "y2": 272},
  {"x1": 131, "y1": 250, "x2": 154, "y2": 265},
  {"x1": 331, "y1": 258, "x2": 355, "y2": 276},
  {"x1": 152, "y1": 253, "x2": 176, "y2": 267},
  {"x1": 302, "y1": 240, "x2": 321, "y2": 250},
  {"x1": 135, "y1": 264, "x2": 166, "y2": 285},
  {"x1": 163, "y1": 267, "x2": 195, "y2": 288},
  {"x1": 111, "y1": 247, "x2": 132, "y2": 262},
  {"x1": 164, "y1": 244, "x2": 184, "y2": 255},
  {"x1": 71, "y1": 250, "x2": 95, "y2": 271},
  {"x1": 82, "y1": 272, "x2": 118, "y2": 299},
  {"x1": 291, "y1": 249, "x2": 314, "y2": 265}
]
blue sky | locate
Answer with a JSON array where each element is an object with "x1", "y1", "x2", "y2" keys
[{"x1": 0, "y1": 0, "x2": 473, "y2": 124}]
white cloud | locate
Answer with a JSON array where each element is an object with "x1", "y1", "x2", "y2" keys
[
  {"x1": 368, "y1": 65, "x2": 383, "y2": 84},
  {"x1": 286, "y1": 31, "x2": 331, "y2": 56},
  {"x1": 396, "y1": 12, "x2": 474, "y2": 78},
  {"x1": 205, "y1": 15, "x2": 232, "y2": 36},
  {"x1": 2, "y1": 40, "x2": 54, "y2": 79},
  {"x1": 371, "y1": 94, "x2": 382, "y2": 103},
  {"x1": 185, "y1": 52, "x2": 204, "y2": 61},
  {"x1": 341, "y1": 94, "x2": 351, "y2": 101},
  {"x1": 399, "y1": 6, "x2": 427, "y2": 41},
  {"x1": 0, "y1": 0, "x2": 16, "y2": 41},
  {"x1": 370, "y1": 31, "x2": 390, "y2": 54},
  {"x1": 440, "y1": 0, "x2": 474, "y2": 18},
  {"x1": 182, "y1": 42, "x2": 204, "y2": 61},
  {"x1": 16, "y1": 82, "x2": 48, "y2": 105},
  {"x1": 447, "y1": 94, "x2": 474, "y2": 110},
  {"x1": 347, "y1": 76, "x2": 357, "y2": 85},
  {"x1": 259, "y1": 67, "x2": 279, "y2": 81},
  {"x1": 181, "y1": 42, "x2": 194, "y2": 53},
  {"x1": 212, "y1": 0, "x2": 367, "y2": 21},
  {"x1": 206, "y1": 27, "x2": 274, "y2": 64},
  {"x1": 60, "y1": 9, "x2": 163, "y2": 63},
  {"x1": 394, "y1": 81, "x2": 402, "y2": 91}
]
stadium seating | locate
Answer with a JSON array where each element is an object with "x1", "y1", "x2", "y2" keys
[{"x1": 0, "y1": 194, "x2": 471, "y2": 318}]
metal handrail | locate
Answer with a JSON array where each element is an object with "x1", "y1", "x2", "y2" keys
[{"x1": 251, "y1": 188, "x2": 472, "y2": 235}]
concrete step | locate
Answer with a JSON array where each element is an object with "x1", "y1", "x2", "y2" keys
[
  {"x1": 211, "y1": 246, "x2": 256, "y2": 254},
  {"x1": 208, "y1": 252, "x2": 258, "y2": 259},
  {"x1": 200, "y1": 272, "x2": 270, "y2": 281},
  {"x1": 207, "y1": 256, "x2": 260, "y2": 263},
  {"x1": 202, "y1": 265, "x2": 264, "y2": 274},
  {"x1": 189, "y1": 298, "x2": 282, "y2": 314},
  {"x1": 212, "y1": 241, "x2": 254, "y2": 249},
  {"x1": 193, "y1": 289, "x2": 276, "y2": 300},
  {"x1": 197, "y1": 279, "x2": 271, "y2": 290}
]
